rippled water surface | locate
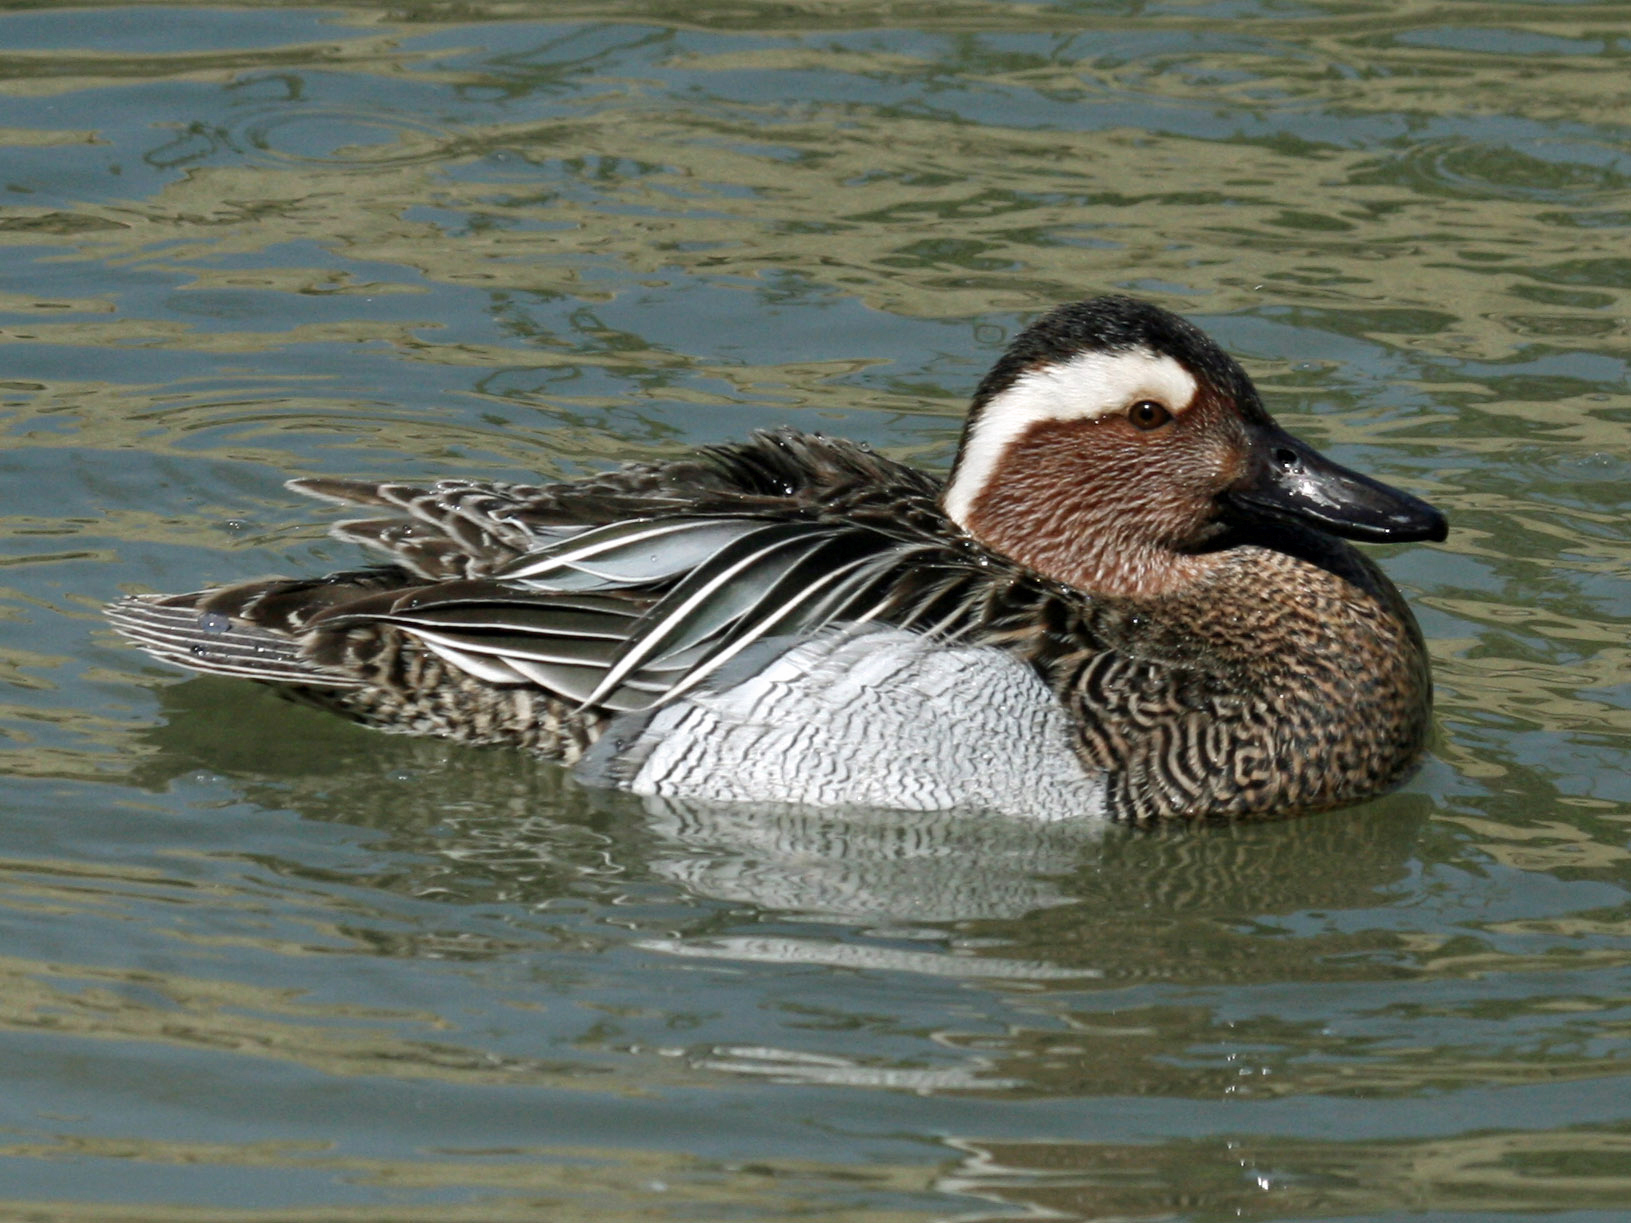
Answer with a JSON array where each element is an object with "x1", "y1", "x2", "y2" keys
[{"x1": 2, "y1": 2, "x2": 1629, "y2": 1219}]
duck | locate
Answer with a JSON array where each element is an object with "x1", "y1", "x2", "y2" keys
[{"x1": 106, "y1": 295, "x2": 1447, "y2": 822}]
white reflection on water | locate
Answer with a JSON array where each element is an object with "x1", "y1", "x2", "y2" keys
[{"x1": 641, "y1": 796, "x2": 1103, "y2": 924}]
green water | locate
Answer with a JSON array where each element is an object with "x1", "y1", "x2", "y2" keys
[{"x1": 1, "y1": 3, "x2": 1628, "y2": 1219}]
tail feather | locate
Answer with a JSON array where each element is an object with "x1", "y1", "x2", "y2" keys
[{"x1": 105, "y1": 594, "x2": 361, "y2": 687}]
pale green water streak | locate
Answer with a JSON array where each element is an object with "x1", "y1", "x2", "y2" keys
[{"x1": 0, "y1": 2, "x2": 1628, "y2": 1219}]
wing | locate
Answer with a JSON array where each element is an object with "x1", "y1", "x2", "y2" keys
[
  {"x1": 106, "y1": 511, "x2": 983, "y2": 718},
  {"x1": 302, "y1": 515, "x2": 959, "y2": 713},
  {"x1": 106, "y1": 432, "x2": 999, "y2": 717}
]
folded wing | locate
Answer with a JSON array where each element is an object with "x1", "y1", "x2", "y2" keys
[{"x1": 107, "y1": 512, "x2": 956, "y2": 716}]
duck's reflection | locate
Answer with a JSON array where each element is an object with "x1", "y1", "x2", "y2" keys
[
  {"x1": 639, "y1": 794, "x2": 1102, "y2": 923},
  {"x1": 126, "y1": 677, "x2": 1430, "y2": 952}
]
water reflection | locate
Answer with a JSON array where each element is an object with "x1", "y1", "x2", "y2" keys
[
  {"x1": 640, "y1": 797, "x2": 1096, "y2": 924},
  {"x1": 129, "y1": 675, "x2": 1426, "y2": 965},
  {"x1": 941, "y1": 1127, "x2": 1631, "y2": 1221}
]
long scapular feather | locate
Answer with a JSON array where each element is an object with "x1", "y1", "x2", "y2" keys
[
  {"x1": 653, "y1": 542, "x2": 921, "y2": 705},
  {"x1": 579, "y1": 522, "x2": 836, "y2": 708},
  {"x1": 591, "y1": 524, "x2": 935, "y2": 710},
  {"x1": 371, "y1": 529, "x2": 918, "y2": 712},
  {"x1": 338, "y1": 592, "x2": 644, "y2": 701},
  {"x1": 497, "y1": 518, "x2": 766, "y2": 589}
]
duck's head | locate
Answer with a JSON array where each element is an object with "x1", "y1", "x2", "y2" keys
[{"x1": 942, "y1": 296, "x2": 1447, "y2": 597}]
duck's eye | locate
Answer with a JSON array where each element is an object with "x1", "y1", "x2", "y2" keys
[{"x1": 1128, "y1": 399, "x2": 1172, "y2": 431}]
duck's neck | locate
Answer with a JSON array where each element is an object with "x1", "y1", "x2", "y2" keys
[{"x1": 946, "y1": 487, "x2": 1224, "y2": 600}]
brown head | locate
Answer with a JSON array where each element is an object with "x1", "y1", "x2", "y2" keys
[{"x1": 941, "y1": 296, "x2": 1446, "y2": 597}]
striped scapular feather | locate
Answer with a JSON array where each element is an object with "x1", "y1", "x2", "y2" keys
[
  {"x1": 309, "y1": 517, "x2": 940, "y2": 713},
  {"x1": 496, "y1": 517, "x2": 769, "y2": 589}
]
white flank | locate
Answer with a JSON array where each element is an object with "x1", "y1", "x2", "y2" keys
[
  {"x1": 943, "y1": 347, "x2": 1198, "y2": 529},
  {"x1": 576, "y1": 625, "x2": 1107, "y2": 821}
]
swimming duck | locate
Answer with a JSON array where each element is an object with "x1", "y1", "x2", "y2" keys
[{"x1": 107, "y1": 296, "x2": 1446, "y2": 822}]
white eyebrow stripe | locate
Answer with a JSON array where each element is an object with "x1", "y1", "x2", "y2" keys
[{"x1": 943, "y1": 347, "x2": 1199, "y2": 530}]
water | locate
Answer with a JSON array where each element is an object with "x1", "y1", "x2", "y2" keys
[{"x1": 2, "y1": 3, "x2": 1628, "y2": 1219}]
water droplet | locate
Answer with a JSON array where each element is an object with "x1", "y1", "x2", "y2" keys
[{"x1": 199, "y1": 613, "x2": 231, "y2": 633}]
